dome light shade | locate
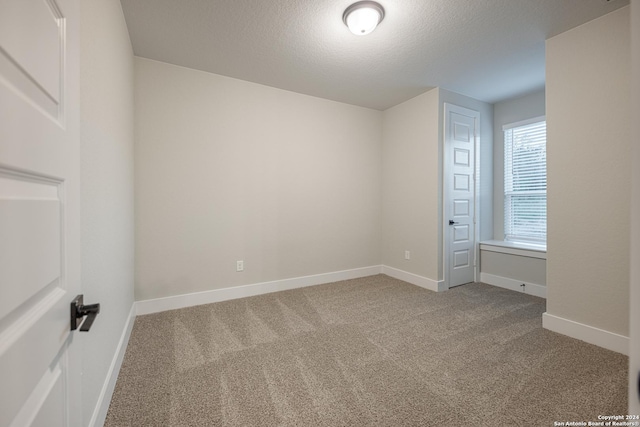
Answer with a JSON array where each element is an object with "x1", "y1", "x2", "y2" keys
[{"x1": 343, "y1": 1, "x2": 385, "y2": 36}]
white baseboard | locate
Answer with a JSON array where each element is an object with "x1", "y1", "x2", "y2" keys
[
  {"x1": 542, "y1": 312, "x2": 629, "y2": 355},
  {"x1": 480, "y1": 272, "x2": 547, "y2": 299},
  {"x1": 135, "y1": 266, "x2": 383, "y2": 315},
  {"x1": 88, "y1": 303, "x2": 136, "y2": 427},
  {"x1": 381, "y1": 265, "x2": 446, "y2": 292}
]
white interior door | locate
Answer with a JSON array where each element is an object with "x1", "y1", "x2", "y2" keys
[
  {"x1": 0, "y1": 0, "x2": 82, "y2": 426},
  {"x1": 444, "y1": 103, "x2": 479, "y2": 289}
]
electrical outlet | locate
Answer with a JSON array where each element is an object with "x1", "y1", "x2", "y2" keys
[
  {"x1": 236, "y1": 260, "x2": 244, "y2": 272},
  {"x1": 404, "y1": 250, "x2": 410, "y2": 260}
]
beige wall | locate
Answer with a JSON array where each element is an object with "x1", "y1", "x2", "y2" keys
[
  {"x1": 381, "y1": 88, "x2": 492, "y2": 283},
  {"x1": 481, "y1": 251, "x2": 546, "y2": 285},
  {"x1": 80, "y1": 0, "x2": 135, "y2": 424},
  {"x1": 136, "y1": 67, "x2": 492, "y2": 296},
  {"x1": 546, "y1": 6, "x2": 631, "y2": 336},
  {"x1": 381, "y1": 89, "x2": 440, "y2": 279},
  {"x1": 481, "y1": 90, "x2": 546, "y2": 288},
  {"x1": 493, "y1": 89, "x2": 546, "y2": 240},
  {"x1": 135, "y1": 58, "x2": 383, "y2": 300},
  {"x1": 439, "y1": 89, "x2": 494, "y2": 249}
]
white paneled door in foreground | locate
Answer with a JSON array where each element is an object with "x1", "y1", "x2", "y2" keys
[
  {"x1": 444, "y1": 104, "x2": 479, "y2": 288},
  {"x1": 0, "y1": 0, "x2": 82, "y2": 426}
]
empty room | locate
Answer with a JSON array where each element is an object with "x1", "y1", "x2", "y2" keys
[{"x1": 1, "y1": 0, "x2": 639, "y2": 426}]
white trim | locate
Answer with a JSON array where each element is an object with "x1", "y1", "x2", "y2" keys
[
  {"x1": 480, "y1": 272, "x2": 546, "y2": 298},
  {"x1": 502, "y1": 115, "x2": 546, "y2": 131},
  {"x1": 479, "y1": 240, "x2": 546, "y2": 260},
  {"x1": 381, "y1": 265, "x2": 446, "y2": 292},
  {"x1": 542, "y1": 312, "x2": 629, "y2": 356},
  {"x1": 135, "y1": 266, "x2": 383, "y2": 315},
  {"x1": 88, "y1": 303, "x2": 136, "y2": 427}
]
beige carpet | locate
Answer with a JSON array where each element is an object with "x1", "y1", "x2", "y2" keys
[{"x1": 105, "y1": 275, "x2": 628, "y2": 426}]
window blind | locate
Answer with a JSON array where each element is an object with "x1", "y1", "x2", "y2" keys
[{"x1": 504, "y1": 119, "x2": 546, "y2": 243}]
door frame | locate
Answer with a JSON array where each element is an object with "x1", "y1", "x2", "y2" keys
[
  {"x1": 442, "y1": 103, "x2": 481, "y2": 290},
  {"x1": 629, "y1": 0, "x2": 639, "y2": 415}
]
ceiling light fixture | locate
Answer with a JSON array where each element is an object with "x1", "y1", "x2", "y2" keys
[{"x1": 343, "y1": 1, "x2": 385, "y2": 36}]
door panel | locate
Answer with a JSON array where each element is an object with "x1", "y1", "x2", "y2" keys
[
  {"x1": 453, "y1": 199, "x2": 469, "y2": 216},
  {"x1": 453, "y1": 250, "x2": 470, "y2": 268},
  {"x1": 0, "y1": 0, "x2": 80, "y2": 425},
  {"x1": 0, "y1": 174, "x2": 61, "y2": 320},
  {"x1": 0, "y1": 0, "x2": 64, "y2": 119},
  {"x1": 453, "y1": 224, "x2": 469, "y2": 242},
  {"x1": 454, "y1": 148, "x2": 470, "y2": 166},
  {"x1": 445, "y1": 104, "x2": 478, "y2": 288},
  {"x1": 453, "y1": 173, "x2": 470, "y2": 191},
  {"x1": 29, "y1": 363, "x2": 65, "y2": 427}
]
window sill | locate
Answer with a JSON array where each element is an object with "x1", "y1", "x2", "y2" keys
[{"x1": 479, "y1": 240, "x2": 547, "y2": 260}]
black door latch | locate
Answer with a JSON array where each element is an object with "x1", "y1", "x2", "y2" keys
[{"x1": 70, "y1": 295, "x2": 100, "y2": 332}]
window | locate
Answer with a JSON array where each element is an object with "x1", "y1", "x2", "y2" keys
[{"x1": 504, "y1": 117, "x2": 546, "y2": 244}]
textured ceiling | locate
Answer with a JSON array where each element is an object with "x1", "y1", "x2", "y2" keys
[{"x1": 120, "y1": 0, "x2": 629, "y2": 110}]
